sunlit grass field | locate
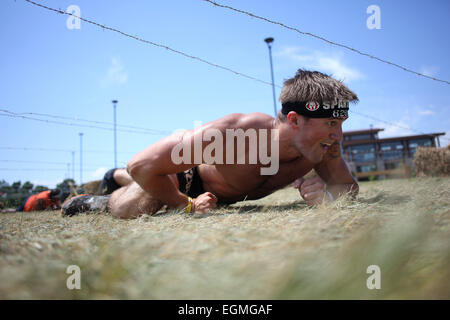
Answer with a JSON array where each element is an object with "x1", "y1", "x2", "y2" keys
[{"x1": 0, "y1": 177, "x2": 449, "y2": 299}]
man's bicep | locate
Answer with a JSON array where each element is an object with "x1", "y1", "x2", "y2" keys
[{"x1": 128, "y1": 131, "x2": 196, "y2": 176}]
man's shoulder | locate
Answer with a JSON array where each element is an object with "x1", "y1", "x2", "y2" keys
[{"x1": 215, "y1": 112, "x2": 273, "y2": 130}]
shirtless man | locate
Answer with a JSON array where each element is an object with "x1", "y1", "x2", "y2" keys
[{"x1": 61, "y1": 69, "x2": 359, "y2": 218}]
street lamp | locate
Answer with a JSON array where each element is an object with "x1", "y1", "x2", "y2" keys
[
  {"x1": 79, "y1": 132, "x2": 83, "y2": 185},
  {"x1": 112, "y1": 100, "x2": 118, "y2": 168},
  {"x1": 264, "y1": 37, "x2": 277, "y2": 116},
  {"x1": 71, "y1": 151, "x2": 75, "y2": 180}
]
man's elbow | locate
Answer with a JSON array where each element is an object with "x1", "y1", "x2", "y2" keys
[{"x1": 126, "y1": 160, "x2": 139, "y2": 181}]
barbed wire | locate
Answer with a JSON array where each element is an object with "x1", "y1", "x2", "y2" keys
[
  {"x1": 2, "y1": 106, "x2": 447, "y2": 144},
  {"x1": 0, "y1": 159, "x2": 127, "y2": 167},
  {"x1": 0, "y1": 159, "x2": 71, "y2": 165},
  {"x1": 0, "y1": 146, "x2": 73, "y2": 153},
  {"x1": 0, "y1": 168, "x2": 101, "y2": 172},
  {"x1": 202, "y1": 0, "x2": 450, "y2": 85},
  {"x1": 23, "y1": 0, "x2": 278, "y2": 88},
  {"x1": 0, "y1": 110, "x2": 167, "y2": 135},
  {"x1": 7, "y1": 110, "x2": 172, "y2": 135},
  {"x1": 0, "y1": 147, "x2": 135, "y2": 154},
  {"x1": 15, "y1": 1, "x2": 449, "y2": 143}
]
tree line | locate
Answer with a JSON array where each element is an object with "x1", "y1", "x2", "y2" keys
[{"x1": 0, "y1": 179, "x2": 75, "y2": 209}]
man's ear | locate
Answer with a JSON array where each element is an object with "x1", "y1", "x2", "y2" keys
[{"x1": 287, "y1": 111, "x2": 299, "y2": 129}]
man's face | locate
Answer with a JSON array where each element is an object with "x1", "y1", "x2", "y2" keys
[{"x1": 294, "y1": 116, "x2": 347, "y2": 163}]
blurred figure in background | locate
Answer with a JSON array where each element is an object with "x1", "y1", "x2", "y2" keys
[{"x1": 16, "y1": 188, "x2": 62, "y2": 212}]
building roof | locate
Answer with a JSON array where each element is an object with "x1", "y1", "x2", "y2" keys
[
  {"x1": 377, "y1": 133, "x2": 445, "y2": 142},
  {"x1": 343, "y1": 128, "x2": 384, "y2": 135},
  {"x1": 342, "y1": 132, "x2": 446, "y2": 146}
]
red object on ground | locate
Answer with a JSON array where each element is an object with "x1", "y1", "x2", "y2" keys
[{"x1": 24, "y1": 190, "x2": 59, "y2": 212}]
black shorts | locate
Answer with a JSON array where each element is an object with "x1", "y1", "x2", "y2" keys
[
  {"x1": 176, "y1": 167, "x2": 205, "y2": 198},
  {"x1": 98, "y1": 167, "x2": 205, "y2": 198},
  {"x1": 97, "y1": 168, "x2": 122, "y2": 195}
]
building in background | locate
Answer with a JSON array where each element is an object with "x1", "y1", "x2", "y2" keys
[{"x1": 342, "y1": 128, "x2": 445, "y2": 179}]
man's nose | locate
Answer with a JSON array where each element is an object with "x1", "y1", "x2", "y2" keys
[{"x1": 330, "y1": 125, "x2": 343, "y2": 142}]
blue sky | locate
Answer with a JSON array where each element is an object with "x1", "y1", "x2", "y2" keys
[{"x1": 1, "y1": 0, "x2": 449, "y2": 188}]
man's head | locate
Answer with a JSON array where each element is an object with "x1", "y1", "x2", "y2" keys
[
  {"x1": 49, "y1": 188, "x2": 62, "y2": 202},
  {"x1": 278, "y1": 70, "x2": 358, "y2": 163}
]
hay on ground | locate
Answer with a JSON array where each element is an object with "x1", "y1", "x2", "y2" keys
[{"x1": 414, "y1": 145, "x2": 450, "y2": 177}]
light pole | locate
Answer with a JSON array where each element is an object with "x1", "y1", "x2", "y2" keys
[
  {"x1": 112, "y1": 100, "x2": 118, "y2": 168},
  {"x1": 79, "y1": 133, "x2": 83, "y2": 185},
  {"x1": 264, "y1": 37, "x2": 277, "y2": 117},
  {"x1": 71, "y1": 151, "x2": 75, "y2": 181}
]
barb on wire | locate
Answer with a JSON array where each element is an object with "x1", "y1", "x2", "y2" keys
[
  {"x1": 23, "y1": 0, "x2": 278, "y2": 88},
  {"x1": 203, "y1": 0, "x2": 450, "y2": 85}
]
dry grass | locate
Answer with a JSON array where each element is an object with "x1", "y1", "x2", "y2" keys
[
  {"x1": 0, "y1": 177, "x2": 449, "y2": 299},
  {"x1": 414, "y1": 145, "x2": 450, "y2": 177}
]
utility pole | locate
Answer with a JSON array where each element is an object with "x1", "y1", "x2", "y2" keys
[
  {"x1": 264, "y1": 37, "x2": 277, "y2": 116},
  {"x1": 79, "y1": 133, "x2": 83, "y2": 185},
  {"x1": 112, "y1": 100, "x2": 118, "y2": 168}
]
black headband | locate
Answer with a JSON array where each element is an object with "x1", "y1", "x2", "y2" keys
[{"x1": 281, "y1": 100, "x2": 349, "y2": 118}]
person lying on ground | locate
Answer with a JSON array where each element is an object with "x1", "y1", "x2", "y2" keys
[
  {"x1": 11, "y1": 189, "x2": 62, "y2": 212},
  {"x1": 61, "y1": 69, "x2": 359, "y2": 218}
]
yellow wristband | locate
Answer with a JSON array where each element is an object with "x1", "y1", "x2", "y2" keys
[{"x1": 186, "y1": 197, "x2": 193, "y2": 213}]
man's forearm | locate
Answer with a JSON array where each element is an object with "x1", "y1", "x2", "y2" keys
[
  {"x1": 144, "y1": 174, "x2": 188, "y2": 209},
  {"x1": 128, "y1": 165, "x2": 188, "y2": 210}
]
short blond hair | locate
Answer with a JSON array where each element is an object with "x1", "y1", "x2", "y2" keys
[{"x1": 279, "y1": 69, "x2": 358, "y2": 105}]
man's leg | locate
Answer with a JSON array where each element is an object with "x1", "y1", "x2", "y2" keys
[
  {"x1": 108, "y1": 174, "x2": 179, "y2": 219},
  {"x1": 113, "y1": 168, "x2": 133, "y2": 188},
  {"x1": 62, "y1": 173, "x2": 178, "y2": 218},
  {"x1": 97, "y1": 168, "x2": 131, "y2": 195},
  {"x1": 108, "y1": 182, "x2": 163, "y2": 219}
]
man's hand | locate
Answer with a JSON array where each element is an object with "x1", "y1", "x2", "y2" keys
[
  {"x1": 193, "y1": 192, "x2": 217, "y2": 213},
  {"x1": 294, "y1": 177, "x2": 331, "y2": 206}
]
